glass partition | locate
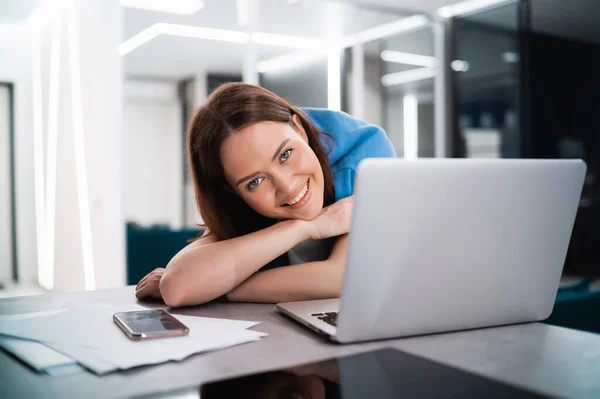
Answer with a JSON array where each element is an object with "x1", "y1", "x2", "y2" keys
[{"x1": 451, "y1": 1, "x2": 521, "y2": 158}]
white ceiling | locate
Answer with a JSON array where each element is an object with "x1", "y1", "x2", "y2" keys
[
  {"x1": 119, "y1": 0, "x2": 600, "y2": 79},
  {"x1": 0, "y1": 0, "x2": 40, "y2": 24},
  {"x1": 123, "y1": 0, "x2": 409, "y2": 79},
  {"x1": 340, "y1": 0, "x2": 461, "y2": 14},
  {"x1": 360, "y1": 0, "x2": 600, "y2": 44}
]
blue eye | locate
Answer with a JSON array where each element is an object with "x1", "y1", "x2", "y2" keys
[
  {"x1": 280, "y1": 149, "x2": 293, "y2": 163},
  {"x1": 247, "y1": 177, "x2": 263, "y2": 190}
]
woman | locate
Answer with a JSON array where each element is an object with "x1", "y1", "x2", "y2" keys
[{"x1": 135, "y1": 83, "x2": 395, "y2": 307}]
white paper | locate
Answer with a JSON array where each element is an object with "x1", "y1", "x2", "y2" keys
[
  {"x1": 0, "y1": 309, "x2": 66, "y2": 321},
  {"x1": 0, "y1": 335, "x2": 77, "y2": 371},
  {"x1": 0, "y1": 304, "x2": 261, "y2": 348},
  {"x1": 0, "y1": 304, "x2": 267, "y2": 374},
  {"x1": 44, "y1": 342, "x2": 119, "y2": 374},
  {"x1": 44, "y1": 363, "x2": 86, "y2": 376}
]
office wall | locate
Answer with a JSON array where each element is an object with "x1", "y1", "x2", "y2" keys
[
  {"x1": 385, "y1": 93, "x2": 404, "y2": 156},
  {"x1": 0, "y1": 0, "x2": 125, "y2": 291},
  {"x1": 417, "y1": 101, "x2": 435, "y2": 157},
  {"x1": 364, "y1": 56, "x2": 382, "y2": 127},
  {"x1": 384, "y1": 93, "x2": 435, "y2": 157},
  {"x1": 54, "y1": 0, "x2": 124, "y2": 291},
  {"x1": 0, "y1": 85, "x2": 12, "y2": 283},
  {"x1": 382, "y1": 27, "x2": 436, "y2": 157},
  {"x1": 0, "y1": 25, "x2": 36, "y2": 285},
  {"x1": 260, "y1": 56, "x2": 328, "y2": 108},
  {"x1": 123, "y1": 80, "x2": 183, "y2": 229},
  {"x1": 184, "y1": 73, "x2": 209, "y2": 227}
]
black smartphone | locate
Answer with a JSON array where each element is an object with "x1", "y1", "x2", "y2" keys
[{"x1": 113, "y1": 309, "x2": 189, "y2": 340}]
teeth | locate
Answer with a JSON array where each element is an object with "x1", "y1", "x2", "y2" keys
[{"x1": 287, "y1": 182, "x2": 308, "y2": 206}]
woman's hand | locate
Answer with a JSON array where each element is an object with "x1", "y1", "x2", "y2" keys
[
  {"x1": 135, "y1": 268, "x2": 165, "y2": 300},
  {"x1": 307, "y1": 196, "x2": 354, "y2": 240}
]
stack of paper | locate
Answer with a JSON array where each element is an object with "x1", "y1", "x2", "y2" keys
[{"x1": 0, "y1": 304, "x2": 267, "y2": 375}]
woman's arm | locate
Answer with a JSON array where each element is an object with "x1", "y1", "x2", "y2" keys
[
  {"x1": 226, "y1": 234, "x2": 349, "y2": 303},
  {"x1": 159, "y1": 219, "x2": 310, "y2": 307}
]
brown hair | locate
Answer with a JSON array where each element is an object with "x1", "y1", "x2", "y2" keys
[{"x1": 187, "y1": 82, "x2": 335, "y2": 241}]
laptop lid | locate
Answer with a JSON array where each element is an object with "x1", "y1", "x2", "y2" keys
[{"x1": 335, "y1": 159, "x2": 586, "y2": 343}]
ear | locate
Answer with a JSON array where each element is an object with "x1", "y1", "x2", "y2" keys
[{"x1": 292, "y1": 114, "x2": 309, "y2": 143}]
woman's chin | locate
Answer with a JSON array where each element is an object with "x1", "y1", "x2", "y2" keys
[
  {"x1": 278, "y1": 204, "x2": 321, "y2": 221},
  {"x1": 297, "y1": 202, "x2": 323, "y2": 221},
  {"x1": 273, "y1": 195, "x2": 323, "y2": 221}
]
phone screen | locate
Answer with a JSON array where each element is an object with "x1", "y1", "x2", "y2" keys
[{"x1": 114, "y1": 309, "x2": 188, "y2": 335}]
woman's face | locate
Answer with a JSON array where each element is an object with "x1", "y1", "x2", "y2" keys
[{"x1": 220, "y1": 115, "x2": 325, "y2": 221}]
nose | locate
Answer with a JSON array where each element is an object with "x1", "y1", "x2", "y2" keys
[{"x1": 271, "y1": 169, "x2": 296, "y2": 199}]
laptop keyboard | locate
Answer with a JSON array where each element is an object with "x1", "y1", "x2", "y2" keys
[{"x1": 311, "y1": 312, "x2": 338, "y2": 327}]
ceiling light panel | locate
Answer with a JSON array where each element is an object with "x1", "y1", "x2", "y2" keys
[{"x1": 121, "y1": 0, "x2": 205, "y2": 15}]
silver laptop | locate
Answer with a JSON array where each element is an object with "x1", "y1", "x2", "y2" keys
[{"x1": 276, "y1": 159, "x2": 586, "y2": 343}]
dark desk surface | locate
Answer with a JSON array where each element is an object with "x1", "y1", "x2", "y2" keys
[{"x1": 1, "y1": 286, "x2": 599, "y2": 398}]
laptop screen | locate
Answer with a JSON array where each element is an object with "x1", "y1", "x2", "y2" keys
[{"x1": 199, "y1": 348, "x2": 553, "y2": 398}]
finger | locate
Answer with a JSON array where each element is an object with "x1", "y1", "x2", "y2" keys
[
  {"x1": 136, "y1": 281, "x2": 148, "y2": 295},
  {"x1": 135, "y1": 286, "x2": 147, "y2": 299},
  {"x1": 144, "y1": 283, "x2": 162, "y2": 300},
  {"x1": 151, "y1": 289, "x2": 163, "y2": 299},
  {"x1": 137, "y1": 282, "x2": 156, "y2": 299},
  {"x1": 135, "y1": 280, "x2": 146, "y2": 292},
  {"x1": 137, "y1": 273, "x2": 152, "y2": 287}
]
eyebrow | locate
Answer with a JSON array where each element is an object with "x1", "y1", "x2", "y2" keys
[
  {"x1": 271, "y1": 139, "x2": 290, "y2": 161},
  {"x1": 235, "y1": 139, "x2": 291, "y2": 187},
  {"x1": 235, "y1": 172, "x2": 260, "y2": 187}
]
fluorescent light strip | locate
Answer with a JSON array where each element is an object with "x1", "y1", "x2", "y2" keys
[
  {"x1": 381, "y1": 67, "x2": 435, "y2": 87},
  {"x1": 163, "y1": 24, "x2": 250, "y2": 43},
  {"x1": 256, "y1": 50, "x2": 325, "y2": 73},
  {"x1": 32, "y1": 18, "x2": 50, "y2": 290},
  {"x1": 45, "y1": 8, "x2": 62, "y2": 290},
  {"x1": 403, "y1": 95, "x2": 418, "y2": 160},
  {"x1": 121, "y1": 14, "x2": 430, "y2": 57},
  {"x1": 257, "y1": 16, "x2": 435, "y2": 78},
  {"x1": 341, "y1": 15, "x2": 429, "y2": 48},
  {"x1": 67, "y1": 0, "x2": 95, "y2": 291},
  {"x1": 327, "y1": 48, "x2": 341, "y2": 111},
  {"x1": 119, "y1": 23, "x2": 250, "y2": 55},
  {"x1": 119, "y1": 23, "x2": 162, "y2": 55},
  {"x1": 438, "y1": 0, "x2": 512, "y2": 18},
  {"x1": 121, "y1": 24, "x2": 329, "y2": 55},
  {"x1": 121, "y1": 0, "x2": 205, "y2": 15},
  {"x1": 380, "y1": 50, "x2": 436, "y2": 68},
  {"x1": 251, "y1": 32, "x2": 325, "y2": 50}
]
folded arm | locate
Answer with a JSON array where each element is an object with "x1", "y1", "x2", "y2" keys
[
  {"x1": 226, "y1": 234, "x2": 349, "y2": 303},
  {"x1": 159, "y1": 219, "x2": 310, "y2": 307}
]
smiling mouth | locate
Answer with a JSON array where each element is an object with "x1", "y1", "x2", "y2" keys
[{"x1": 283, "y1": 179, "x2": 310, "y2": 207}]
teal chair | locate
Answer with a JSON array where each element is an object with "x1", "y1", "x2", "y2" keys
[
  {"x1": 126, "y1": 222, "x2": 203, "y2": 285},
  {"x1": 545, "y1": 278, "x2": 600, "y2": 334}
]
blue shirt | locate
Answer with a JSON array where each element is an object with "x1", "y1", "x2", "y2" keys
[
  {"x1": 302, "y1": 108, "x2": 397, "y2": 199},
  {"x1": 261, "y1": 109, "x2": 396, "y2": 270}
]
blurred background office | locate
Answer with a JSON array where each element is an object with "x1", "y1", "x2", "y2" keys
[{"x1": 0, "y1": 0, "x2": 598, "y2": 330}]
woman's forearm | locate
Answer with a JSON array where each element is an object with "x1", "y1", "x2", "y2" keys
[
  {"x1": 226, "y1": 259, "x2": 344, "y2": 303},
  {"x1": 160, "y1": 219, "x2": 310, "y2": 307}
]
